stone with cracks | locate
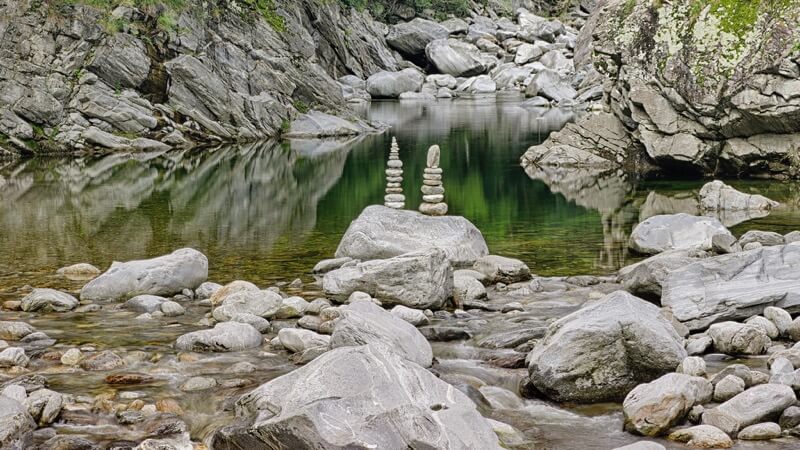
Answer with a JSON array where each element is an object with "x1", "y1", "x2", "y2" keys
[
  {"x1": 623, "y1": 373, "x2": 712, "y2": 436},
  {"x1": 702, "y1": 384, "x2": 796, "y2": 436},
  {"x1": 175, "y1": 322, "x2": 263, "y2": 352},
  {"x1": 628, "y1": 213, "x2": 733, "y2": 255}
]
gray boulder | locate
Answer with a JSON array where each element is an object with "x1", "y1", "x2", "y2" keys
[
  {"x1": 527, "y1": 291, "x2": 687, "y2": 403},
  {"x1": 453, "y1": 272, "x2": 487, "y2": 307},
  {"x1": 617, "y1": 249, "x2": 700, "y2": 298},
  {"x1": 81, "y1": 248, "x2": 208, "y2": 301},
  {"x1": 335, "y1": 205, "x2": 488, "y2": 266},
  {"x1": 366, "y1": 69, "x2": 424, "y2": 99},
  {"x1": 323, "y1": 249, "x2": 452, "y2": 310},
  {"x1": 623, "y1": 373, "x2": 712, "y2": 436},
  {"x1": 738, "y1": 230, "x2": 785, "y2": 247},
  {"x1": 20, "y1": 288, "x2": 78, "y2": 312},
  {"x1": 88, "y1": 33, "x2": 151, "y2": 89},
  {"x1": 661, "y1": 244, "x2": 800, "y2": 330},
  {"x1": 699, "y1": 180, "x2": 778, "y2": 211},
  {"x1": 708, "y1": 322, "x2": 770, "y2": 355},
  {"x1": 277, "y1": 328, "x2": 330, "y2": 354},
  {"x1": 702, "y1": 384, "x2": 796, "y2": 436},
  {"x1": 124, "y1": 295, "x2": 167, "y2": 313},
  {"x1": 0, "y1": 348, "x2": 29, "y2": 368},
  {"x1": 25, "y1": 388, "x2": 63, "y2": 426},
  {"x1": 387, "y1": 18, "x2": 449, "y2": 56},
  {"x1": 212, "y1": 290, "x2": 283, "y2": 322},
  {"x1": 330, "y1": 300, "x2": 432, "y2": 367},
  {"x1": 738, "y1": 422, "x2": 781, "y2": 440},
  {"x1": 628, "y1": 213, "x2": 733, "y2": 255},
  {"x1": 175, "y1": 322, "x2": 263, "y2": 352},
  {"x1": 525, "y1": 69, "x2": 576, "y2": 103},
  {"x1": 221, "y1": 344, "x2": 502, "y2": 449},
  {"x1": 425, "y1": 39, "x2": 487, "y2": 77},
  {"x1": 667, "y1": 425, "x2": 732, "y2": 448},
  {"x1": 0, "y1": 395, "x2": 36, "y2": 448},
  {"x1": 473, "y1": 255, "x2": 531, "y2": 284},
  {"x1": 0, "y1": 321, "x2": 36, "y2": 341}
]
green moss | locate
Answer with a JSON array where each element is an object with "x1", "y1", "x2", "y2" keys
[
  {"x1": 292, "y1": 100, "x2": 310, "y2": 114},
  {"x1": 241, "y1": 0, "x2": 285, "y2": 32},
  {"x1": 338, "y1": 0, "x2": 470, "y2": 21}
]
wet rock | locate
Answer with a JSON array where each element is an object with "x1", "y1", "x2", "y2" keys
[
  {"x1": 764, "y1": 306, "x2": 792, "y2": 336},
  {"x1": 623, "y1": 373, "x2": 712, "y2": 436},
  {"x1": 331, "y1": 300, "x2": 432, "y2": 367},
  {"x1": 0, "y1": 321, "x2": 36, "y2": 341},
  {"x1": 390, "y1": 305, "x2": 428, "y2": 326},
  {"x1": 124, "y1": 295, "x2": 167, "y2": 313},
  {"x1": 613, "y1": 442, "x2": 666, "y2": 450},
  {"x1": 80, "y1": 351, "x2": 124, "y2": 371},
  {"x1": 0, "y1": 347, "x2": 29, "y2": 367},
  {"x1": 425, "y1": 39, "x2": 487, "y2": 77},
  {"x1": 668, "y1": 425, "x2": 732, "y2": 448},
  {"x1": 661, "y1": 244, "x2": 800, "y2": 331},
  {"x1": 180, "y1": 376, "x2": 217, "y2": 392},
  {"x1": 25, "y1": 388, "x2": 62, "y2": 425},
  {"x1": 365, "y1": 69, "x2": 424, "y2": 99},
  {"x1": 285, "y1": 111, "x2": 374, "y2": 139},
  {"x1": 618, "y1": 249, "x2": 700, "y2": 298},
  {"x1": 477, "y1": 327, "x2": 545, "y2": 349},
  {"x1": 738, "y1": 230, "x2": 785, "y2": 247},
  {"x1": 195, "y1": 282, "x2": 222, "y2": 300},
  {"x1": 737, "y1": 422, "x2": 781, "y2": 440},
  {"x1": 20, "y1": 288, "x2": 78, "y2": 312},
  {"x1": 160, "y1": 301, "x2": 185, "y2": 317},
  {"x1": 174, "y1": 322, "x2": 263, "y2": 352},
  {"x1": 41, "y1": 434, "x2": 99, "y2": 450},
  {"x1": 136, "y1": 434, "x2": 192, "y2": 449},
  {"x1": 713, "y1": 375, "x2": 745, "y2": 402},
  {"x1": 275, "y1": 297, "x2": 309, "y2": 319},
  {"x1": 527, "y1": 291, "x2": 687, "y2": 403},
  {"x1": 229, "y1": 313, "x2": 270, "y2": 333},
  {"x1": 312, "y1": 257, "x2": 354, "y2": 274},
  {"x1": 2, "y1": 385, "x2": 26, "y2": 403},
  {"x1": 387, "y1": 18, "x2": 449, "y2": 56},
  {"x1": 676, "y1": 356, "x2": 706, "y2": 377},
  {"x1": 453, "y1": 273, "x2": 487, "y2": 306},
  {"x1": 335, "y1": 205, "x2": 488, "y2": 266},
  {"x1": 702, "y1": 384, "x2": 796, "y2": 436},
  {"x1": 277, "y1": 328, "x2": 330, "y2": 354},
  {"x1": 81, "y1": 249, "x2": 208, "y2": 301},
  {"x1": 323, "y1": 249, "x2": 452, "y2": 310},
  {"x1": 105, "y1": 373, "x2": 154, "y2": 385},
  {"x1": 224, "y1": 344, "x2": 502, "y2": 449},
  {"x1": 708, "y1": 322, "x2": 769, "y2": 355},
  {"x1": 628, "y1": 214, "x2": 732, "y2": 255},
  {"x1": 212, "y1": 290, "x2": 282, "y2": 322},
  {"x1": 0, "y1": 395, "x2": 36, "y2": 448},
  {"x1": 699, "y1": 181, "x2": 778, "y2": 211},
  {"x1": 473, "y1": 255, "x2": 531, "y2": 284},
  {"x1": 419, "y1": 326, "x2": 471, "y2": 341},
  {"x1": 209, "y1": 281, "x2": 259, "y2": 306}
]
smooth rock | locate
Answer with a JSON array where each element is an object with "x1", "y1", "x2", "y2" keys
[
  {"x1": 668, "y1": 425, "x2": 732, "y2": 448},
  {"x1": 473, "y1": 255, "x2": 531, "y2": 284},
  {"x1": 737, "y1": 422, "x2": 781, "y2": 440},
  {"x1": 702, "y1": 384, "x2": 796, "y2": 436},
  {"x1": 628, "y1": 214, "x2": 733, "y2": 255},
  {"x1": 623, "y1": 373, "x2": 712, "y2": 436},
  {"x1": 212, "y1": 290, "x2": 282, "y2": 322},
  {"x1": 699, "y1": 181, "x2": 778, "y2": 211},
  {"x1": 277, "y1": 328, "x2": 330, "y2": 354},
  {"x1": 708, "y1": 322, "x2": 769, "y2": 355},
  {"x1": 20, "y1": 288, "x2": 78, "y2": 312},
  {"x1": 175, "y1": 322, "x2": 263, "y2": 352},
  {"x1": 713, "y1": 375, "x2": 745, "y2": 402}
]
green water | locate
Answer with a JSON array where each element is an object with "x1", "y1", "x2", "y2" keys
[{"x1": 1, "y1": 100, "x2": 799, "y2": 293}]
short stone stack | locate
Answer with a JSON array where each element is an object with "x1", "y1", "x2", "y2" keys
[
  {"x1": 384, "y1": 137, "x2": 405, "y2": 209},
  {"x1": 419, "y1": 145, "x2": 447, "y2": 216}
]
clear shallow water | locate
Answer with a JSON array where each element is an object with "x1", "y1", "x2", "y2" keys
[{"x1": 2, "y1": 100, "x2": 800, "y2": 295}]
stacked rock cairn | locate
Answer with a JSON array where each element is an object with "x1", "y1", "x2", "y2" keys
[
  {"x1": 419, "y1": 145, "x2": 448, "y2": 216},
  {"x1": 384, "y1": 137, "x2": 405, "y2": 209}
]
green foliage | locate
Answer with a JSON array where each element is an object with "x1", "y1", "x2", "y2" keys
[
  {"x1": 292, "y1": 100, "x2": 310, "y2": 114},
  {"x1": 338, "y1": 0, "x2": 470, "y2": 21},
  {"x1": 240, "y1": 0, "x2": 285, "y2": 32}
]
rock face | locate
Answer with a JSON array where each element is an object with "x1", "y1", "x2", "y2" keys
[
  {"x1": 217, "y1": 344, "x2": 502, "y2": 449},
  {"x1": 699, "y1": 181, "x2": 779, "y2": 211},
  {"x1": 335, "y1": 205, "x2": 487, "y2": 266},
  {"x1": 365, "y1": 69, "x2": 424, "y2": 98},
  {"x1": 702, "y1": 384, "x2": 796, "y2": 436},
  {"x1": 323, "y1": 249, "x2": 452, "y2": 310},
  {"x1": 623, "y1": 373, "x2": 712, "y2": 436},
  {"x1": 527, "y1": 291, "x2": 687, "y2": 403},
  {"x1": 628, "y1": 214, "x2": 732, "y2": 255},
  {"x1": 20, "y1": 288, "x2": 78, "y2": 312},
  {"x1": 175, "y1": 322, "x2": 263, "y2": 352},
  {"x1": 330, "y1": 300, "x2": 432, "y2": 367},
  {"x1": 80, "y1": 248, "x2": 208, "y2": 301},
  {"x1": 387, "y1": 18, "x2": 449, "y2": 56},
  {"x1": 425, "y1": 39, "x2": 487, "y2": 77},
  {"x1": 661, "y1": 244, "x2": 800, "y2": 331},
  {"x1": 522, "y1": 0, "x2": 800, "y2": 179}
]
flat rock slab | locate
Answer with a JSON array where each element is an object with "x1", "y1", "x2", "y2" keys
[{"x1": 628, "y1": 213, "x2": 732, "y2": 255}]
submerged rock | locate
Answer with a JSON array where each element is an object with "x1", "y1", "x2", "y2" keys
[
  {"x1": 175, "y1": 322, "x2": 263, "y2": 352},
  {"x1": 80, "y1": 248, "x2": 208, "y2": 301},
  {"x1": 527, "y1": 291, "x2": 686, "y2": 403},
  {"x1": 20, "y1": 288, "x2": 78, "y2": 312},
  {"x1": 216, "y1": 344, "x2": 502, "y2": 449},
  {"x1": 0, "y1": 322, "x2": 36, "y2": 341},
  {"x1": 628, "y1": 213, "x2": 732, "y2": 255},
  {"x1": 0, "y1": 395, "x2": 36, "y2": 448},
  {"x1": 335, "y1": 205, "x2": 488, "y2": 266}
]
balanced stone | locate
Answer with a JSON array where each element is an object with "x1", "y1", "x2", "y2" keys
[
  {"x1": 421, "y1": 185, "x2": 444, "y2": 195},
  {"x1": 386, "y1": 188, "x2": 403, "y2": 194},
  {"x1": 384, "y1": 137, "x2": 405, "y2": 210},
  {"x1": 385, "y1": 169, "x2": 403, "y2": 177},
  {"x1": 427, "y1": 144, "x2": 441, "y2": 168},
  {"x1": 387, "y1": 160, "x2": 403, "y2": 168},
  {"x1": 424, "y1": 167, "x2": 443, "y2": 174},
  {"x1": 419, "y1": 145, "x2": 448, "y2": 216},
  {"x1": 423, "y1": 173, "x2": 442, "y2": 181},
  {"x1": 385, "y1": 194, "x2": 405, "y2": 203},
  {"x1": 387, "y1": 176, "x2": 403, "y2": 183},
  {"x1": 423, "y1": 179, "x2": 442, "y2": 186},
  {"x1": 423, "y1": 194, "x2": 444, "y2": 203},
  {"x1": 420, "y1": 202, "x2": 448, "y2": 216}
]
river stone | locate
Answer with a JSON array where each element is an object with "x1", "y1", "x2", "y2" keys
[
  {"x1": 764, "y1": 306, "x2": 792, "y2": 336},
  {"x1": 277, "y1": 328, "x2": 330, "y2": 354},
  {"x1": 738, "y1": 422, "x2": 781, "y2": 440},
  {"x1": 661, "y1": 244, "x2": 800, "y2": 331},
  {"x1": 330, "y1": 300, "x2": 433, "y2": 367},
  {"x1": 60, "y1": 348, "x2": 82, "y2": 366},
  {"x1": 56, "y1": 263, "x2": 101, "y2": 280},
  {"x1": 677, "y1": 356, "x2": 707, "y2": 377},
  {"x1": 699, "y1": 180, "x2": 778, "y2": 211},
  {"x1": 425, "y1": 39, "x2": 487, "y2": 77},
  {"x1": 80, "y1": 248, "x2": 208, "y2": 301},
  {"x1": 527, "y1": 291, "x2": 687, "y2": 403},
  {"x1": 702, "y1": 384, "x2": 796, "y2": 436},
  {"x1": 738, "y1": 230, "x2": 785, "y2": 247},
  {"x1": 20, "y1": 288, "x2": 78, "y2": 312},
  {"x1": 618, "y1": 249, "x2": 700, "y2": 298},
  {"x1": 623, "y1": 373, "x2": 712, "y2": 436},
  {"x1": 390, "y1": 305, "x2": 428, "y2": 326},
  {"x1": 745, "y1": 316, "x2": 779, "y2": 339},
  {"x1": 713, "y1": 375, "x2": 745, "y2": 402},
  {"x1": 323, "y1": 249, "x2": 452, "y2": 310},
  {"x1": 124, "y1": 295, "x2": 167, "y2": 313},
  {"x1": 25, "y1": 388, "x2": 62, "y2": 426},
  {"x1": 209, "y1": 280, "x2": 259, "y2": 306},
  {"x1": 0, "y1": 322, "x2": 35, "y2": 341},
  {"x1": 668, "y1": 425, "x2": 732, "y2": 448},
  {"x1": 613, "y1": 443, "x2": 666, "y2": 450},
  {"x1": 80, "y1": 351, "x2": 124, "y2": 371},
  {"x1": 212, "y1": 290, "x2": 282, "y2": 322},
  {"x1": 0, "y1": 348, "x2": 29, "y2": 368},
  {"x1": 220, "y1": 344, "x2": 502, "y2": 449},
  {"x1": 628, "y1": 213, "x2": 733, "y2": 255},
  {"x1": 453, "y1": 272, "x2": 487, "y2": 306},
  {"x1": 473, "y1": 255, "x2": 531, "y2": 284},
  {"x1": 228, "y1": 313, "x2": 270, "y2": 333},
  {"x1": 180, "y1": 376, "x2": 218, "y2": 392},
  {"x1": 386, "y1": 18, "x2": 449, "y2": 56},
  {"x1": 780, "y1": 406, "x2": 800, "y2": 429},
  {"x1": 708, "y1": 322, "x2": 769, "y2": 355},
  {"x1": 686, "y1": 336, "x2": 712, "y2": 356},
  {"x1": 0, "y1": 395, "x2": 36, "y2": 448},
  {"x1": 365, "y1": 69, "x2": 424, "y2": 99},
  {"x1": 335, "y1": 205, "x2": 488, "y2": 266},
  {"x1": 175, "y1": 322, "x2": 263, "y2": 352},
  {"x1": 160, "y1": 301, "x2": 185, "y2": 317},
  {"x1": 195, "y1": 282, "x2": 222, "y2": 300}
]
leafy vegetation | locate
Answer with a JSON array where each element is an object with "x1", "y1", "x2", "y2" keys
[{"x1": 339, "y1": 0, "x2": 471, "y2": 21}]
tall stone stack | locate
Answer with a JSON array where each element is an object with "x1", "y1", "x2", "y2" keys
[
  {"x1": 419, "y1": 145, "x2": 448, "y2": 216},
  {"x1": 384, "y1": 137, "x2": 405, "y2": 209}
]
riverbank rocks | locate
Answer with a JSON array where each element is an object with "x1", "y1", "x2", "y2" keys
[
  {"x1": 175, "y1": 322, "x2": 262, "y2": 352},
  {"x1": 702, "y1": 384, "x2": 796, "y2": 436},
  {"x1": 80, "y1": 248, "x2": 208, "y2": 301},
  {"x1": 623, "y1": 373, "x2": 712, "y2": 436},
  {"x1": 473, "y1": 255, "x2": 531, "y2": 284},
  {"x1": 56, "y1": 263, "x2": 101, "y2": 280},
  {"x1": 527, "y1": 291, "x2": 687, "y2": 403},
  {"x1": 738, "y1": 422, "x2": 781, "y2": 440},
  {"x1": 425, "y1": 39, "x2": 487, "y2": 77},
  {"x1": 708, "y1": 322, "x2": 770, "y2": 355},
  {"x1": 699, "y1": 181, "x2": 779, "y2": 212},
  {"x1": 617, "y1": 249, "x2": 700, "y2": 298},
  {"x1": 387, "y1": 18, "x2": 449, "y2": 56},
  {"x1": 419, "y1": 145, "x2": 448, "y2": 216},
  {"x1": 0, "y1": 395, "x2": 36, "y2": 448},
  {"x1": 661, "y1": 244, "x2": 800, "y2": 331},
  {"x1": 335, "y1": 205, "x2": 488, "y2": 266},
  {"x1": 628, "y1": 214, "x2": 733, "y2": 255},
  {"x1": 124, "y1": 295, "x2": 167, "y2": 313},
  {"x1": 668, "y1": 425, "x2": 733, "y2": 448},
  {"x1": 365, "y1": 69, "x2": 424, "y2": 98},
  {"x1": 212, "y1": 290, "x2": 282, "y2": 322},
  {"x1": 0, "y1": 321, "x2": 36, "y2": 341},
  {"x1": 0, "y1": 347, "x2": 29, "y2": 368},
  {"x1": 219, "y1": 344, "x2": 502, "y2": 449},
  {"x1": 330, "y1": 300, "x2": 432, "y2": 367},
  {"x1": 277, "y1": 328, "x2": 330, "y2": 354},
  {"x1": 20, "y1": 288, "x2": 78, "y2": 312},
  {"x1": 323, "y1": 249, "x2": 452, "y2": 310}
]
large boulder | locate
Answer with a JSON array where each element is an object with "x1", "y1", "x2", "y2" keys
[
  {"x1": 323, "y1": 249, "x2": 452, "y2": 310},
  {"x1": 527, "y1": 291, "x2": 687, "y2": 403},
  {"x1": 525, "y1": 69, "x2": 576, "y2": 103},
  {"x1": 175, "y1": 322, "x2": 263, "y2": 352},
  {"x1": 335, "y1": 205, "x2": 488, "y2": 266},
  {"x1": 330, "y1": 300, "x2": 432, "y2": 367},
  {"x1": 20, "y1": 288, "x2": 78, "y2": 312},
  {"x1": 215, "y1": 344, "x2": 502, "y2": 449},
  {"x1": 365, "y1": 69, "x2": 424, "y2": 99},
  {"x1": 425, "y1": 39, "x2": 487, "y2": 77},
  {"x1": 472, "y1": 255, "x2": 531, "y2": 284},
  {"x1": 386, "y1": 18, "x2": 449, "y2": 56},
  {"x1": 0, "y1": 395, "x2": 36, "y2": 448},
  {"x1": 708, "y1": 322, "x2": 770, "y2": 355},
  {"x1": 617, "y1": 249, "x2": 700, "y2": 298},
  {"x1": 702, "y1": 384, "x2": 796, "y2": 436},
  {"x1": 212, "y1": 290, "x2": 283, "y2": 322},
  {"x1": 80, "y1": 248, "x2": 208, "y2": 301},
  {"x1": 628, "y1": 213, "x2": 733, "y2": 255},
  {"x1": 623, "y1": 373, "x2": 713, "y2": 436},
  {"x1": 699, "y1": 180, "x2": 779, "y2": 211},
  {"x1": 661, "y1": 244, "x2": 800, "y2": 331}
]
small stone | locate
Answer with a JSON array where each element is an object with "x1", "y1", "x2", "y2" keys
[
  {"x1": 421, "y1": 185, "x2": 445, "y2": 195},
  {"x1": 677, "y1": 356, "x2": 707, "y2": 377},
  {"x1": 422, "y1": 194, "x2": 444, "y2": 202},
  {"x1": 419, "y1": 202, "x2": 448, "y2": 216},
  {"x1": 227, "y1": 361, "x2": 257, "y2": 374},
  {"x1": 423, "y1": 178, "x2": 442, "y2": 186},
  {"x1": 179, "y1": 376, "x2": 217, "y2": 391},
  {"x1": 780, "y1": 406, "x2": 800, "y2": 429},
  {"x1": 737, "y1": 422, "x2": 781, "y2": 440},
  {"x1": 422, "y1": 173, "x2": 442, "y2": 181},
  {"x1": 423, "y1": 167, "x2": 443, "y2": 174},
  {"x1": 156, "y1": 398, "x2": 184, "y2": 415},
  {"x1": 80, "y1": 351, "x2": 125, "y2": 371},
  {"x1": 160, "y1": 301, "x2": 185, "y2": 317},
  {"x1": 713, "y1": 375, "x2": 745, "y2": 402},
  {"x1": 384, "y1": 194, "x2": 406, "y2": 203},
  {"x1": 387, "y1": 160, "x2": 403, "y2": 168},
  {"x1": 764, "y1": 306, "x2": 792, "y2": 336},
  {"x1": 0, "y1": 347, "x2": 29, "y2": 367},
  {"x1": 668, "y1": 425, "x2": 732, "y2": 448},
  {"x1": 426, "y1": 145, "x2": 441, "y2": 168},
  {"x1": 501, "y1": 302, "x2": 524, "y2": 313}
]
